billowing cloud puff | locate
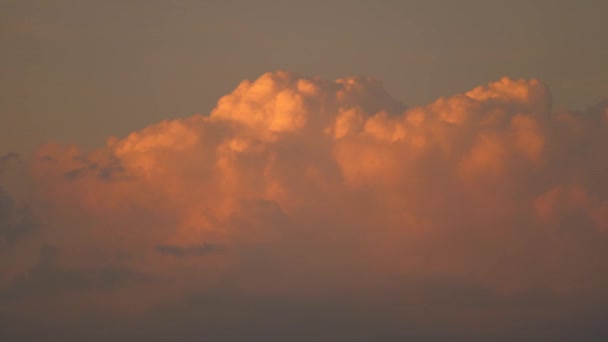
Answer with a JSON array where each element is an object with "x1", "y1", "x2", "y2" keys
[{"x1": 2, "y1": 72, "x2": 608, "y2": 340}]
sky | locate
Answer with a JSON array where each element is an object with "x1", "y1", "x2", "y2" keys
[
  {"x1": 2, "y1": 0, "x2": 607, "y2": 156},
  {"x1": 1, "y1": 1, "x2": 608, "y2": 341}
]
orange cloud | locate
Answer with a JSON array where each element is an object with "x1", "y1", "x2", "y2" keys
[{"x1": 3, "y1": 72, "x2": 608, "y2": 340}]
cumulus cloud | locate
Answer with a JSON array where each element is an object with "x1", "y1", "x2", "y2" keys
[{"x1": 3, "y1": 71, "x2": 608, "y2": 340}]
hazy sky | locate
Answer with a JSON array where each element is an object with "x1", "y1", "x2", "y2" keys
[
  {"x1": 2, "y1": 2, "x2": 608, "y2": 341},
  {"x1": 1, "y1": 0, "x2": 607, "y2": 156}
]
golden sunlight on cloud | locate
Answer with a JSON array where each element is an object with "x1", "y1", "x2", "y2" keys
[{"x1": 3, "y1": 71, "x2": 608, "y2": 340}]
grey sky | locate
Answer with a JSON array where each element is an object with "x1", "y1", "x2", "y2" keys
[{"x1": 1, "y1": 0, "x2": 607, "y2": 156}]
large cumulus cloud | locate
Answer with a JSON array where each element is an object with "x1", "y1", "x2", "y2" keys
[{"x1": 2, "y1": 71, "x2": 608, "y2": 340}]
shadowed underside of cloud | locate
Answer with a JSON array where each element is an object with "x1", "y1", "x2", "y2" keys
[
  {"x1": 0, "y1": 152, "x2": 20, "y2": 164},
  {"x1": 0, "y1": 186, "x2": 37, "y2": 247},
  {"x1": 2, "y1": 71, "x2": 608, "y2": 341}
]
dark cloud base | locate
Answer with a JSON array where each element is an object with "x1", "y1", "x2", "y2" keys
[{"x1": 1, "y1": 287, "x2": 608, "y2": 341}]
